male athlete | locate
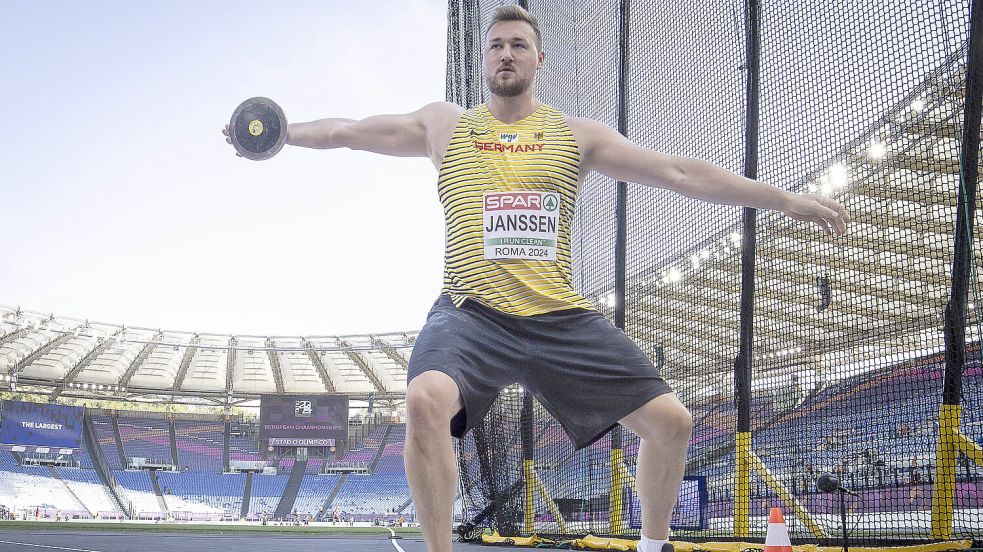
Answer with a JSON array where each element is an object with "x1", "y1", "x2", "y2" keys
[{"x1": 224, "y1": 6, "x2": 849, "y2": 551}]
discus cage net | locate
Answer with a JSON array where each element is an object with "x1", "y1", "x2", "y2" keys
[{"x1": 446, "y1": 0, "x2": 982, "y2": 545}]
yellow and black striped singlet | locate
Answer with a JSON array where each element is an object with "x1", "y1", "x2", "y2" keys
[{"x1": 437, "y1": 103, "x2": 595, "y2": 315}]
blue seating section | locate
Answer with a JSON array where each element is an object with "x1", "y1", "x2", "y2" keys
[
  {"x1": 228, "y1": 423, "x2": 263, "y2": 462},
  {"x1": 292, "y1": 474, "x2": 339, "y2": 517},
  {"x1": 117, "y1": 418, "x2": 171, "y2": 464},
  {"x1": 248, "y1": 474, "x2": 288, "y2": 516},
  {"x1": 157, "y1": 471, "x2": 244, "y2": 517},
  {"x1": 173, "y1": 420, "x2": 224, "y2": 471},
  {"x1": 90, "y1": 415, "x2": 124, "y2": 470},
  {"x1": 0, "y1": 358, "x2": 977, "y2": 522},
  {"x1": 331, "y1": 426, "x2": 410, "y2": 515}
]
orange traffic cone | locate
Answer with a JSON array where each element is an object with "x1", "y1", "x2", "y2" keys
[{"x1": 765, "y1": 508, "x2": 793, "y2": 552}]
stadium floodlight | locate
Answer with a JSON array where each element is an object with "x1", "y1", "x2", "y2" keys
[
  {"x1": 830, "y1": 163, "x2": 849, "y2": 189},
  {"x1": 868, "y1": 141, "x2": 887, "y2": 160},
  {"x1": 667, "y1": 267, "x2": 683, "y2": 283},
  {"x1": 911, "y1": 98, "x2": 926, "y2": 112}
]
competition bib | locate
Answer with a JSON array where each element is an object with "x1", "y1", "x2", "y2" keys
[{"x1": 483, "y1": 191, "x2": 559, "y2": 261}]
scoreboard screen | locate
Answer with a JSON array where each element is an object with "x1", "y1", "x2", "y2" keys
[
  {"x1": 259, "y1": 395, "x2": 348, "y2": 447},
  {"x1": 0, "y1": 400, "x2": 83, "y2": 449}
]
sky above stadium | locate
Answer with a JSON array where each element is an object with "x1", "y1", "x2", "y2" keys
[{"x1": 1, "y1": 2, "x2": 449, "y2": 336}]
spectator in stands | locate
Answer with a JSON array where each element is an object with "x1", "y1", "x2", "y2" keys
[{"x1": 909, "y1": 459, "x2": 922, "y2": 484}]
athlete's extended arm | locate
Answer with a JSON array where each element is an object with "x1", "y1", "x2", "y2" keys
[
  {"x1": 224, "y1": 101, "x2": 462, "y2": 164},
  {"x1": 286, "y1": 107, "x2": 434, "y2": 157},
  {"x1": 571, "y1": 118, "x2": 850, "y2": 235}
]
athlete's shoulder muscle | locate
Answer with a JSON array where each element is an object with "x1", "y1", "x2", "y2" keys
[
  {"x1": 420, "y1": 102, "x2": 466, "y2": 168},
  {"x1": 565, "y1": 116, "x2": 607, "y2": 170}
]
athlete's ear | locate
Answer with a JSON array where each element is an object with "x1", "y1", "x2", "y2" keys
[{"x1": 537, "y1": 49, "x2": 545, "y2": 70}]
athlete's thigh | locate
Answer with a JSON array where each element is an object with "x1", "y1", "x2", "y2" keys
[{"x1": 522, "y1": 309, "x2": 672, "y2": 449}]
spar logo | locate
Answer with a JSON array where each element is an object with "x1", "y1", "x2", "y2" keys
[
  {"x1": 543, "y1": 194, "x2": 558, "y2": 211},
  {"x1": 484, "y1": 192, "x2": 559, "y2": 211}
]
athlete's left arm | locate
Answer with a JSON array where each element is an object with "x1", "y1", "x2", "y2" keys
[{"x1": 568, "y1": 117, "x2": 850, "y2": 235}]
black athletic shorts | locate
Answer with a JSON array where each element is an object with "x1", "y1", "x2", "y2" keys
[{"x1": 406, "y1": 294, "x2": 673, "y2": 450}]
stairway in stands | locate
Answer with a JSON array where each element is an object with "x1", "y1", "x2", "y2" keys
[
  {"x1": 274, "y1": 460, "x2": 308, "y2": 518},
  {"x1": 82, "y1": 413, "x2": 130, "y2": 516},
  {"x1": 318, "y1": 473, "x2": 348, "y2": 520},
  {"x1": 240, "y1": 472, "x2": 253, "y2": 519},
  {"x1": 110, "y1": 416, "x2": 127, "y2": 468},
  {"x1": 147, "y1": 471, "x2": 169, "y2": 515},
  {"x1": 368, "y1": 425, "x2": 393, "y2": 472},
  {"x1": 48, "y1": 466, "x2": 91, "y2": 516},
  {"x1": 168, "y1": 421, "x2": 179, "y2": 467}
]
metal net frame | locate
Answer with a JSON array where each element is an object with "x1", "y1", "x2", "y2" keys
[{"x1": 447, "y1": 0, "x2": 982, "y2": 544}]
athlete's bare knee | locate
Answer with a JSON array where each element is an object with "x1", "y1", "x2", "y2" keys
[
  {"x1": 406, "y1": 371, "x2": 462, "y2": 432},
  {"x1": 622, "y1": 393, "x2": 692, "y2": 445}
]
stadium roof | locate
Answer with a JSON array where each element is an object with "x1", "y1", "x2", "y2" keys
[
  {"x1": 589, "y1": 52, "x2": 979, "y2": 400},
  {"x1": 0, "y1": 304, "x2": 415, "y2": 406}
]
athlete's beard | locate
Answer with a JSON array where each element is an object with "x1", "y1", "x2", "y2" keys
[{"x1": 486, "y1": 70, "x2": 532, "y2": 97}]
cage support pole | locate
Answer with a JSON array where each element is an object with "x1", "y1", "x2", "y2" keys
[
  {"x1": 734, "y1": 0, "x2": 761, "y2": 538},
  {"x1": 610, "y1": 0, "x2": 632, "y2": 537},
  {"x1": 933, "y1": 0, "x2": 983, "y2": 539}
]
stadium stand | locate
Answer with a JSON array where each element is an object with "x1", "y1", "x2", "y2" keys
[
  {"x1": 113, "y1": 470, "x2": 163, "y2": 518},
  {"x1": 330, "y1": 425, "x2": 411, "y2": 515},
  {"x1": 89, "y1": 415, "x2": 125, "y2": 470},
  {"x1": 249, "y1": 474, "x2": 289, "y2": 517},
  {"x1": 57, "y1": 467, "x2": 122, "y2": 517},
  {"x1": 228, "y1": 422, "x2": 263, "y2": 462},
  {"x1": 0, "y1": 365, "x2": 975, "y2": 527},
  {"x1": 172, "y1": 420, "x2": 224, "y2": 471},
  {"x1": 0, "y1": 461, "x2": 87, "y2": 517},
  {"x1": 157, "y1": 470, "x2": 240, "y2": 519},
  {"x1": 292, "y1": 474, "x2": 340, "y2": 517},
  {"x1": 117, "y1": 418, "x2": 172, "y2": 466},
  {"x1": 336, "y1": 424, "x2": 387, "y2": 468}
]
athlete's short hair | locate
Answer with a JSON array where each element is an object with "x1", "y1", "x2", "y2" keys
[{"x1": 486, "y1": 5, "x2": 543, "y2": 52}]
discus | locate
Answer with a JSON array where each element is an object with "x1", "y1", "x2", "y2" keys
[{"x1": 229, "y1": 97, "x2": 287, "y2": 161}]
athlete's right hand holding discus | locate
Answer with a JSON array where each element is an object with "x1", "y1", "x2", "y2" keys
[{"x1": 222, "y1": 102, "x2": 464, "y2": 168}]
